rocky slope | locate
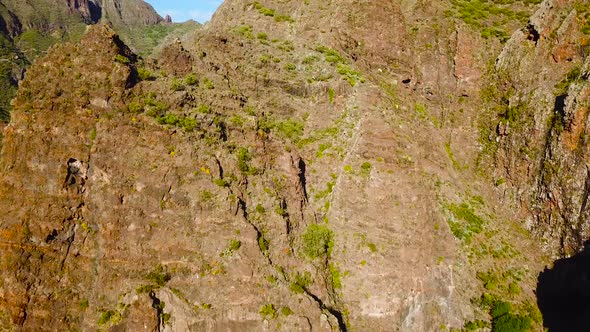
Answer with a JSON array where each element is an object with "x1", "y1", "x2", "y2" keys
[
  {"x1": 0, "y1": 0, "x2": 175, "y2": 125},
  {"x1": 0, "y1": 0, "x2": 588, "y2": 331}
]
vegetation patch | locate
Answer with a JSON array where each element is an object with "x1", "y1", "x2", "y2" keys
[
  {"x1": 97, "y1": 310, "x2": 120, "y2": 326},
  {"x1": 280, "y1": 306, "x2": 294, "y2": 316},
  {"x1": 258, "y1": 115, "x2": 305, "y2": 142},
  {"x1": 473, "y1": 295, "x2": 533, "y2": 332},
  {"x1": 138, "y1": 67, "x2": 156, "y2": 81},
  {"x1": 251, "y1": 2, "x2": 294, "y2": 22},
  {"x1": 314, "y1": 178, "x2": 336, "y2": 199},
  {"x1": 155, "y1": 113, "x2": 197, "y2": 132},
  {"x1": 445, "y1": 0, "x2": 540, "y2": 42},
  {"x1": 315, "y1": 45, "x2": 364, "y2": 86},
  {"x1": 236, "y1": 147, "x2": 257, "y2": 174},
  {"x1": 259, "y1": 304, "x2": 278, "y2": 319},
  {"x1": 360, "y1": 162, "x2": 372, "y2": 176},
  {"x1": 446, "y1": 202, "x2": 485, "y2": 244},
  {"x1": 329, "y1": 263, "x2": 342, "y2": 289},
  {"x1": 289, "y1": 271, "x2": 312, "y2": 294},
  {"x1": 575, "y1": 3, "x2": 590, "y2": 34},
  {"x1": 114, "y1": 54, "x2": 130, "y2": 65},
  {"x1": 144, "y1": 264, "x2": 172, "y2": 287},
  {"x1": 220, "y1": 239, "x2": 242, "y2": 257},
  {"x1": 301, "y1": 224, "x2": 334, "y2": 259},
  {"x1": 234, "y1": 25, "x2": 254, "y2": 39}
]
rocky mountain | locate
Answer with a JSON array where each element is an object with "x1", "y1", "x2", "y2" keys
[
  {"x1": 0, "y1": 0, "x2": 588, "y2": 331},
  {"x1": 0, "y1": 0, "x2": 194, "y2": 125}
]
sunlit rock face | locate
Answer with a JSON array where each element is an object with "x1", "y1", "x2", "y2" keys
[{"x1": 2, "y1": 0, "x2": 590, "y2": 331}]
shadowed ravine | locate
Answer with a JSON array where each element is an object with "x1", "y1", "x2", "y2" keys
[{"x1": 537, "y1": 241, "x2": 590, "y2": 332}]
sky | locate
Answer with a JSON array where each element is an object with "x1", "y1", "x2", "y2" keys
[{"x1": 145, "y1": 0, "x2": 224, "y2": 23}]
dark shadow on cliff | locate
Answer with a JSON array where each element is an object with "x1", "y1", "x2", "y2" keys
[{"x1": 537, "y1": 241, "x2": 590, "y2": 331}]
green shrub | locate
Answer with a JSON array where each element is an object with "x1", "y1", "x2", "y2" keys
[
  {"x1": 144, "y1": 265, "x2": 171, "y2": 287},
  {"x1": 258, "y1": 235, "x2": 270, "y2": 252},
  {"x1": 508, "y1": 282, "x2": 521, "y2": 295},
  {"x1": 328, "y1": 88, "x2": 335, "y2": 103},
  {"x1": 316, "y1": 45, "x2": 346, "y2": 64},
  {"x1": 464, "y1": 320, "x2": 488, "y2": 331},
  {"x1": 136, "y1": 284, "x2": 154, "y2": 294},
  {"x1": 16, "y1": 29, "x2": 56, "y2": 58},
  {"x1": 301, "y1": 224, "x2": 334, "y2": 259},
  {"x1": 490, "y1": 301, "x2": 512, "y2": 319},
  {"x1": 114, "y1": 54, "x2": 130, "y2": 65},
  {"x1": 228, "y1": 239, "x2": 241, "y2": 251},
  {"x1": 229, "y1": 115, "x2": 245, "y2": 126},
  {"x1": 79, "y1": 299, "x2": 89, "y2": 310},
  {"x1": 257, "y1": 32, "x2": 268, "y2": 40},
  {"x1": 97, "y1": 310, "x2": 120, "y2": 326},
  {"x1": 196, "y1": 105, "x2": 211, "y2": 114},
  {"x1": 336, "y1": 63, "x2": 364, "y2": 86},
  {"x1": 127, "y1": 102, "x2": 143, "y2": 113},
  {"x1": 171, "y1": 79, "x2": 185, "y2": 91},
  {"x1": 201, "y1": 190, "x2": 214, "y2": 201},
  {"x1": 314, "y1": 180, "x2": 336, "y2": 199},
  {"x1": 181, "y1": 117, "x2": 197, "y2": 132},
  {"x1": 201, "y1": 78, "x2": 214, "y2": 89},
  {"x1": 260, "y1": 304, "x2": 277, "y2": 319},
  {"x1": 289, "y1": 271, "x2": 312, "y2": 293},
  {"x1": 185, "y1": 73, "x2": 198, "y2": 86},
  {"x1": 235, "y1": 25, "x2": 254, "y2": 39},
  {"x1": 361, "y1": 162, "x2": 372, "y2": 175},
  {"x1": 221, "y1": 239, "x2": 242, "y2": 257},
  {"x1": 303, "y1": 55, "x2": 319, "y2": 64},
  {"x1": 259, "y1": 54, "x2": 271, "y2": 64},
  {"x1": 144, "y1": 94, "x2": 170, "y2": 117},
  {"x1": 492, "y1": 313, "x2": 531, "y2": 332},
  {"x1": 237, "y1": 147, "x2": 255, "y2": 174},
  {"x1": 276, "y1": 119, "x2": 304, "y2": 141},
  {"x1": 329, "y1": 263, "x2": 342, "y2": 289},
  {"x1": 259, "y1": 7, "x2": 276, "y2": 16},
  {"x1": 162, "y1": 312, "x2": 171, "y2": 325},
  {"x1": 157, "y1": 113, "x2": 180, "y2": 126},
  {"x1": 277, "y1": 41, "x2": 295, "y2": 52},
  {"x1": 280, "y1": 307, "x2": 294, "y2": 316},
  {"x1": 445, "y1": 0, "x2": 534, "y2": 42},
  {"x1": 275, "y1": 15, "x2": 294, "y2": 22},
  {"x1": 138, "y1": 67, "x2": 156, "y2": 81},
  {"x1": 284, "y1": 63, "x2": 296, "y2": 71},
  {"x1": 214, "y1": 179, "x2": 230, "y2": 187},
  {"x1": 447, "y1": 202, "x2": 485, "y2": 243}
]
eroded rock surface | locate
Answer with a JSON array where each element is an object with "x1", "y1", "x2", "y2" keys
[{"x1": 3, "y1": 0, "x2": 589, "y2": 331}]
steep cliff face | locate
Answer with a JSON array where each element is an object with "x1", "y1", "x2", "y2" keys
[
  {"x1": 98, "y1": 0, "x2": 162, "y2": 27},
  {"x1": 66, "y1": 0, "x2": 100, "y2": 23},
  {"x1": 486, "y1": 0, "x2": 590, "y2": 257},
  {"x1": 1, "y1": 0, "x2": 584, "y2": 331}
]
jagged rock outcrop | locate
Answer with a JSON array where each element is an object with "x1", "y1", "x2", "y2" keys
[{"x1": 491, "y1": 0, "x2": 590, "y2": 256}]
